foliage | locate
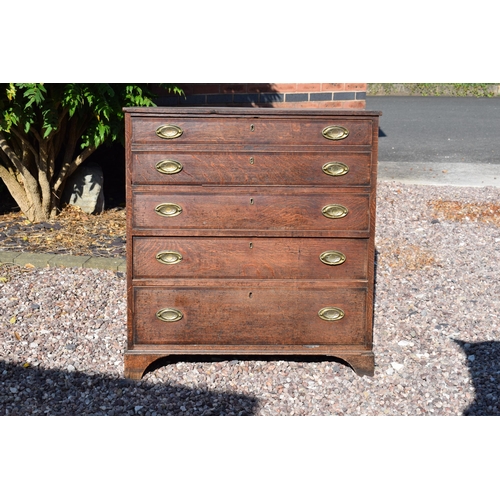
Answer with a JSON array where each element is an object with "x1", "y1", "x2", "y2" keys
[
  {"x1": 0, "y1": 83, "x2": 183, "y2": 222},
  {"x1": 367, "y1": 83, "x2": 498, "y2": 97}
]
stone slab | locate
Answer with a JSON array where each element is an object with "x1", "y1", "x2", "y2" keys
[
  {"x1": 13, "y1": 252, "x2": 57, "y2": 267},
  {"x1": 48, "y1": 255, "x2": 92, "y2": 268},
  {"x1": 63, "y1": 162, "x2": 105, "y2": 214},
  {"x1": 0, "y1": 250, "x2": 125, "y2": 271},
  {"x1": 0, "y1": 251, "x2": 22, "y2": 264},
  {"x1": 83, "y1": 256, "x2": 126, "y2": 271}
]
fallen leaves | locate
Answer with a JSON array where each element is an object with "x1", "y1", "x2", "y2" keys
[
  {"x1": 379, "y1": 242, "x2": 438, "y2": 270},
  {"x1": 0, "y1": 205, "x2": 126, "y2": 257},
  {"x1": 430, "y1": 200, "x2": 500, "y2": 226}
]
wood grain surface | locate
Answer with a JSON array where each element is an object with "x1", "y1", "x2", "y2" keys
[
  {"x1": 133, "y1": 284, "x2": 368, "y2": 345},
  {"x1": 132, "y1": 237, "x2": 369, "y2": 280},
  {"x1": 130, "y1": 150, "x2": 373, "y2": 186},
  {"x1": 124, "y1": 107, "x2": 380, "y2": 379},
  {"x1": 131, "y1": 117, "x2": 373, "y2": 147},
  {"x1": 132, "y1": 187, "x2": 370, "y2": 232}
]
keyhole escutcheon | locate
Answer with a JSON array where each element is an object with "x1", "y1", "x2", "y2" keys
[
  {"x1": 250, "y1": 124, "x2": 255, "y2": 132},
  {"x1": 249, "y1": 156, "x2": 254, "y2": 165},
  {"x1": 250, "y1": 198, "x2": 254, "y2": 205}
]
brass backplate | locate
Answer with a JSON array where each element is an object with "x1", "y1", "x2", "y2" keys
[
  {"x1": 156, "y1": 250, "x2": 183, "y2": 265},
  {"x1": 156, "y1": 124, "x2": 183, "y2": 139},
  {"x1": 156, "y1": 308, "x2": 183, "y2": 322},
  {"x1": 155, "y1": 203, "x2": 183, "y2": 217},
  {"x1": 319, "y1": 250, "x2": 346, "y2": 266},
  {"x1": 321, "y1": 204, "x2": 349, "y2": 219},
  {"x1": 322, "y1": 125, "x2": 349, "y2": 141},
  {"x1": 155, "y1": 159, "x2": 183, "y2": 175},
  {"x1": 318, "y1": 307, "x2": 345, "y2": 321},
  {"x1": 322, "y1": 162, "x2": 350, "y2": 177}
]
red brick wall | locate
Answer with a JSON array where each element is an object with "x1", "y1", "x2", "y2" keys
[{"x1": 154, "y1": 84, "x2": 366, "y2": 109}]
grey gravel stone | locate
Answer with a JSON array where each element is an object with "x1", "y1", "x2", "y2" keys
[{"x1": 1, "y1": 181, "x2": 500, "y2": 415}]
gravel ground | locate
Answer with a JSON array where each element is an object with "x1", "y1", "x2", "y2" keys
[{"x1": 1, "y1": 181, "x2": 500, "y2": 416}]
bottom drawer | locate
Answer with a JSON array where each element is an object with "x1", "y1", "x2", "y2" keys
[{"x1": 133, "y1": 285, "x2": 369, "y2": 346}]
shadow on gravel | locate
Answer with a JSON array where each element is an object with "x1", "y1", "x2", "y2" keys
[
  {"x1": 0, "y1": 361, "x2": 258, "y2": 416},
  {"x1": 454, "y1": 340, "x2": 500, "y2": 416}
]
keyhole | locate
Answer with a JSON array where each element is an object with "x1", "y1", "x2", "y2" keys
[
  {"x1": 250, "y1": 124, "x2": 255, "y2": 132},
  {"x1": 249, "y1": 292, "x2": 253, "y2": 298},
  {"x1": 250, "y1": 198, "x2": 254, "y2": 205},
  {"x1": 249, "y1": 242, "x2": 253, "y2": 249}
]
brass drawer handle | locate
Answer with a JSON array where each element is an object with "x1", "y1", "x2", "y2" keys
[
  {"x1": 156, "y1": 124, "x2": 183, "y2": 139},
  {"x1": 155, "y1": 159, "x2": 183, "y2": 175},
  {"x1": 322, "y1": 204, "x2": 348, "y2": 219},
  {"x1": 319, "y1": 250, "x2": 346, "y2": 266},
  {"x1": 156, "y1": 308, "x2": 183, "y2": 322},
  {"x1": 318, "y1": 307, "x2": 345, "y2": 321},
  {"x1": 156, "y1": 250, "x2": 183, "y2": 265},
  {"x1": 322, "y1": 162, "x2": 349, "y2": 177},
  {"x1": 322, "y1": 125, "x2": 349, "y2": 141},
  {"x1": 155, "y1": 203, "x2": 182, "y2": 217}
]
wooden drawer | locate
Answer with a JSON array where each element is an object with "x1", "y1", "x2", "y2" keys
[
  {"x1": 132, "y1": 237, "x2": 369, "y2": 280},
  {"x1": 133, "y1": 284, "x2": 368, "y2": 346},
  {"x1": 130, "y1": 116, "x2": 373, "y2": 147},
  {"x1": 130, "y1": 151, "x2": 373, "y2": 186},
  {"x1": 131, "y1": 187, "x2": 370, "y2": 234}
]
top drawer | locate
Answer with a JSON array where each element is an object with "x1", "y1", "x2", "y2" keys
[{"x1": 130, "y1": 116, "x2": 374, "y2": 148}]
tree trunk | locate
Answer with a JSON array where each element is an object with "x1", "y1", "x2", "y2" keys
[
  {"x1": 1, "y1": 115, "x2": 99, "y2": 222},
  {"x1": 0, "y1": 165, "x2": 49, "y2": 221},
  {"x1": 0, "y1": 131, "x2": 51, "y2": 222}
]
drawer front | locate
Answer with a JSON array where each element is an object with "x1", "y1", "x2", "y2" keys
[
  {"x1": 131, "y1": 117, "x2": 373, "y2": 147},
  {"x1": 133, "y1": 285, "x2": 368, "y2": 345},
  {"x1": 131, "y1": 151, "x2": 372, "y2": 186},
  {"x1": 132, "y1": 188, "x2": 370, "y2": 233},
  {"x1": 133, "y1": 237, "x2": 369, "y2": 280}
]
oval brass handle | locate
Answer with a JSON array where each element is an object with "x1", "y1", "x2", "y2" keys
[
  {"x1": 156, "y1": 250, "x2": 183, "y2": 265},
  {"x1": 155, "y1": 159, "x2": 183, "y2": 175},
  {"x1": 156, "y1": 124, "x2": 183, "y2": 139},
  {"x1": 318, "y1": 307, "x2": 345, "y2": 321},
  {"x1": 322, "y1": 125, "x2": 349, "y2": 141},
  {"x1": 156, "y1": 308, "x2": 183, "y2": 322},
  {"x1": 155, "y1": 203, "x2": 183, "y2": 217},
  {"x1": 319, "y1": 250, "x2": 346, "y2": 266},
  {"x1": 322, "y1": 204, "x2": 348, "y2": 219},
  {"x1": 322, "y1": 162, "x2": 349, "y2": 177}
]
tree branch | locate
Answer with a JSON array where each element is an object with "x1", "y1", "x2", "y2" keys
[
  {"x1": 0, "y1": 162, "x2": 31, "y2": 215},
  {"x1": 0, "y1": 131, "x2": 32, "y2": 183},
  {"x1": 0, "y1": 130, "x2": 43, "y2": 219},
  {"x1": 37, "y1": 138, "x2": 52, "y2": 216},
  {"x1": 9, "y1": 127, "x2": 39, "y2": 165},
  {"x1": 53, "y1": 143, "x2": 97, "y2": 198}
]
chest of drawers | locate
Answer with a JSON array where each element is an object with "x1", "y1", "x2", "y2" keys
[{"x1": 123, "y1": 107, "x2": 381, "y2": 379}]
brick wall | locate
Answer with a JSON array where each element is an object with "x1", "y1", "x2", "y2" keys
[{"x1": 153, "y1": 84, "x2": 366, "y2": 109}]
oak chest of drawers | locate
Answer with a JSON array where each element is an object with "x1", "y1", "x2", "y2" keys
[{"x1": 123, "y1": 107, "x2": 381, "y2": 379}]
